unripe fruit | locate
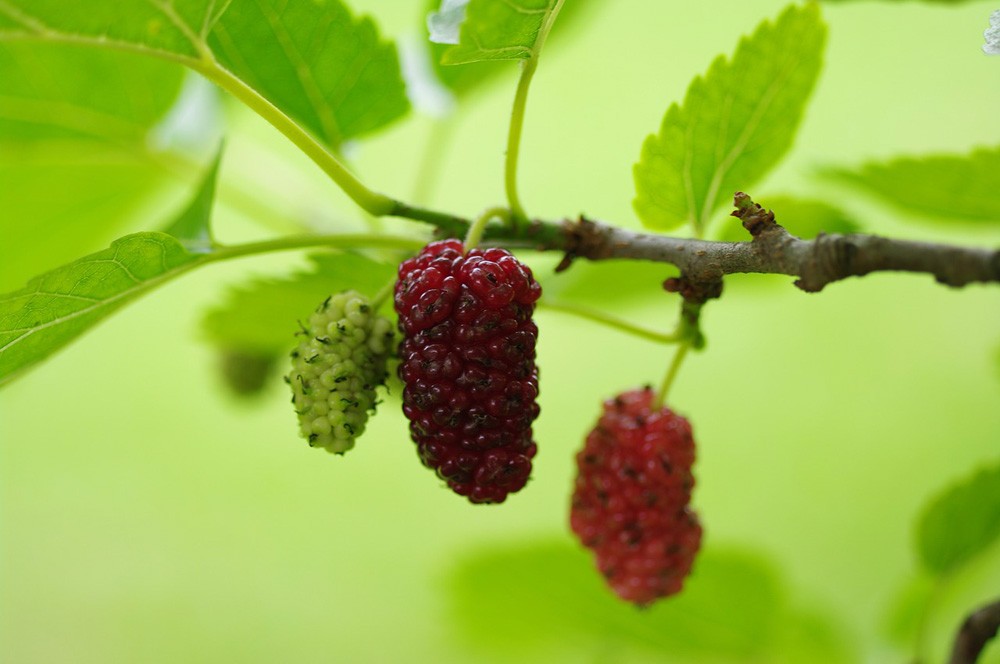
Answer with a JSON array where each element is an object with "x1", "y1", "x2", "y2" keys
[
  {"x1": 570, "y1": 387, "x2": 702, "y2": 606},
  {"x1": 394, "y1": 239, "x2": 541, "y2": 504},
  {"x1": 287, "y1": 291, "x2": 394, "y2": 454}
]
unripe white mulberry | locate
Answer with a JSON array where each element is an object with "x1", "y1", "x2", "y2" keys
[{"x1": 286, "y1": 291, "x2": 394, "y2": 454}]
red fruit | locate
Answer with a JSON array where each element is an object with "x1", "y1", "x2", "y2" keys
[
  {"x1": 570, "y1": 387, "x2": 702, "y2": 605},
  {"x1": 395, "y1": 239, "x2": 542, "y2": 504}
]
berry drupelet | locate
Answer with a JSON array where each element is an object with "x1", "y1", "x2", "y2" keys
[
  {"x1": 394, "y1": 239, "x2": 542, "y2": 504},
  {"x1": 570, "y1": 387, "x2": 702, "y2": 605},
  {"x1": 287, "y1": 290, "x2": 394, "y2": 454}
]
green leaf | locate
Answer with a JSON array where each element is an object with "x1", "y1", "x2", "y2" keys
[
  {"x1": 880, "y1": 573, "x2": 936, "y2": 648},
  {"x1": 0, "y1": 41, "x2": 183, "y2": 142},
  {"x1": 0, "y1": 0, "x2": 409, "y2": 148},
  {"x1": 424, "y1": 0, "x2": 596, "y2": 97},
  {"x1": 916, "y1": 462, "x2": 1000, "y2": 576},
  {"x1": 162, "y1": 147, "x2": 222, "y2": 252},
  {"x1": 0, "y1": 156, "x2": 222, "y2": 386},
  {"x1": 201, "y1": 252, "x2": 396, "y2": 357},
  {"x1": 438, "y1": 0, "x2": 564, "y2": 65},
  {"x1": 826, "y1": 147, "x2": 1000, "y2": 225},
  {"x1": 0, "y1": 232, "x2": 198, "y2": 385},
  {"x1": 448, "y1": 540, "x2": 853, "y2": 662},
  {"x1": 633, "y1": 4, "x2": 827, "y2": 235},
  {"x1": 718, "y1": 195, "x2": 862, "y2": 242},
  {"x1": 424, "y1": 0, "x2": 510, "y2": 96}
]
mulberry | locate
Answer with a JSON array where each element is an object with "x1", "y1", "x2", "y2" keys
[
  {"x1": 287, "y1": 290, "x2": 394, "y2": 454},
  {"x1": 395, "y1": 239, "x2": 542, "y2": 504},
  {"x1": 570, "y1": 387, "x2": 702, "y2": 606}
]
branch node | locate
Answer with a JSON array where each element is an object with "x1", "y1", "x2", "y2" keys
[
  {"x1": 731, "y1": 192, "x2": 777, "y2": 238},
  {"x1": 557, "y1": 216, "x2": 607, "y2": 272},
  {"x1": 663, "y1": 275, "x2": 723, "y2": 304}
]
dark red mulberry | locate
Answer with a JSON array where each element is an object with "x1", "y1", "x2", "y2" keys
[
  {"x1": 395, "y1": 239, "x2": 541, "y2": 504},
  {"x1": 570, "y1": 387, "x2": 702, "y2": 605}
]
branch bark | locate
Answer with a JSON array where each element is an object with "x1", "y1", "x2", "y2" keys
[
  {"x1": 461, "y1": 193, "x2": 1000, "y2": 292},
  {"x1": 949, "y1": 599, "x2": 1000, "y2": 664}
]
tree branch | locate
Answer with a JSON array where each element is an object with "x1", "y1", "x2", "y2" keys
[
  {"x1": 949, "y1": 599, "x2": 1000, "y2": 664},
  {"x1": 450, "y1": 193, "x2": 1000, "y2": 292}
]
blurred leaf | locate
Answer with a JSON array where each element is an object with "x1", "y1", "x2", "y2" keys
[
  {"x1": 916, "y1": 462, "x2": 1000, "y2": 576},
  {"x1": 0, "y1": 41, "x2": 182, "y2": 142},
  {"x1": 826, "y1": 147, "x2": 1000, "y2": 225},
  {"x1": 718, "y1": 195, "x2": 862, "y2": 242},
  {"x1": 162, "y1": 146, "x2": 221, "y2": 252},
  {"x1": 0, "y1": 157, "x2": 221, "y2": 385},
  {"x1": 0, "y1": 148, "x2": 167, "y2": 291},
  {"x1": 541, "y1": 259, "x2": 679, "y2": 306},
  {"x1": 881, "y1": 573, "x2": 936, "y2": 648},
  {"x1": 633, "y1": 4, "x2": 826, "y2": 235},
  {"x1": 0, "y1": 42, "x2": 184, "y2": 289},
  {"x1": 448, "y1": 539, "x2": 852, "y2": 661},
  {"x1": 0, "y1": 0, "x2": 409, "y2": 148},
  {"x1": 821, "y1": 0, "x2": 979, "y2": 4},
  {"x1": 201, "y1": 252, "x2": 396, "y2": 357},
  {"x1": 987, "y1": 10, "x2": 1000, "y2": 55},
  {"x1": 437, "y1": 0, "x2": 564, "y2": 65}
]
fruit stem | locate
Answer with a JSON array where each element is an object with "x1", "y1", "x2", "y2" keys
[
  {"x1": 464, "y1": 207, "x2": 511, "y2": 251},
  {"x1": 504, "y1": 0, "x2": 566, "y2": 229},
  {"x1": 371, "y1": 281, "x2": 395, "y2": 312},
  {"x1": 654, "y1": 342, "x2": 690, "y2": 409},
  {"x1": 539, "y1": 300, "x2": 682, "y2": 344}
]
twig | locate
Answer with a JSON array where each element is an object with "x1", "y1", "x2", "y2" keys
[
  {"x1": 949, "y1": 599, "x2": 1000, "y2": 664},
  {"x1": 457, "y1": 193, "x2": 1000, "y2": 292}
]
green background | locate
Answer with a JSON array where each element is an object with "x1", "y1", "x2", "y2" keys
[{"x1": 2, "y1": 0, "x2": 1000, "y2": 662}]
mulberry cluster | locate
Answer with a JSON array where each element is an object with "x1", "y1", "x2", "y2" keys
[
  {"x1": 394, "y1": 239, "x2": 542, "y2": 504},
  {"x1": 570, "y1": 387, "x2": 702, "y2": 606},
  {"x1": 287, "y1": 290, "x2": 394, "y2": 454}
]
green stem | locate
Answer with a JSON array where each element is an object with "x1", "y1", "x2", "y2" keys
[
  {"x1": 539, "y1": 300, "x2": 681, "y2": 344},
  {"x1": 654, "y1": 342, "x2": 691, "y2": 408},
  {"x1": 411, "y1": 118, "x2": 457, "y2": 205},
  {"x1": 914, "y1": 577, "x2": 949, "y2": 664},
  {"x1": 208, "y1": 233, "x2": 424, "y2": 263},
  {"x1": 465, "y1": 207, "x2": 511, "y2": 250},
  {"x1": 387, "y1": 201, "x2": 470, "y2": 237},
  {"x1": 504, "y1": 0, "x2": 566, "y2": 227},
  {"x1": 505, "y1": 58, "x2": 536, "y2": 225},
  {"x1": 190, "y1": 61, "x2": 396, "y2": 217},
  {"x1": 370, "y1": 281, "x2": 396, "y2": 311}
]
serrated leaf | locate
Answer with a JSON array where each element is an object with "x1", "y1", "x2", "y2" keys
[
  {"x1": 201, "y1": 252, "x2": 395, "y2": 356},
  {"x1": 826, "y1": 147, "x2": 1000, "y2": 225},
  {"x1": 718, "y1": 195, "x2": 861, "y2": 242},
  {"x1": 916, "y1": 462, "x2": 1000, "y2": 576},
  {"x1": 423, "y1": 0, "x2": 594, "y2": 97},
  {"x1": 162, "y1": 146, "x2": 221, "y2": 252},
  {"x1": 439, "y1": 0, "x2": 564, "y2": 65},
  {"x1": 633, "y1": 4, "x2": 826, "y2": 235},
  {"x1": 0, "y1": 0, "x2": 409, "y2": 148},
  {"x1": 0, "y1": 232, "x2": 199, "y2": 385},
  {"x1": 0, "y1": 157, "x2": 222, "y2": 386}
]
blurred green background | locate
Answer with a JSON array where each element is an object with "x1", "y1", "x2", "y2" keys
[{"x1": 2, "y1": 1, "x2": 1000, "y2": 662}]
